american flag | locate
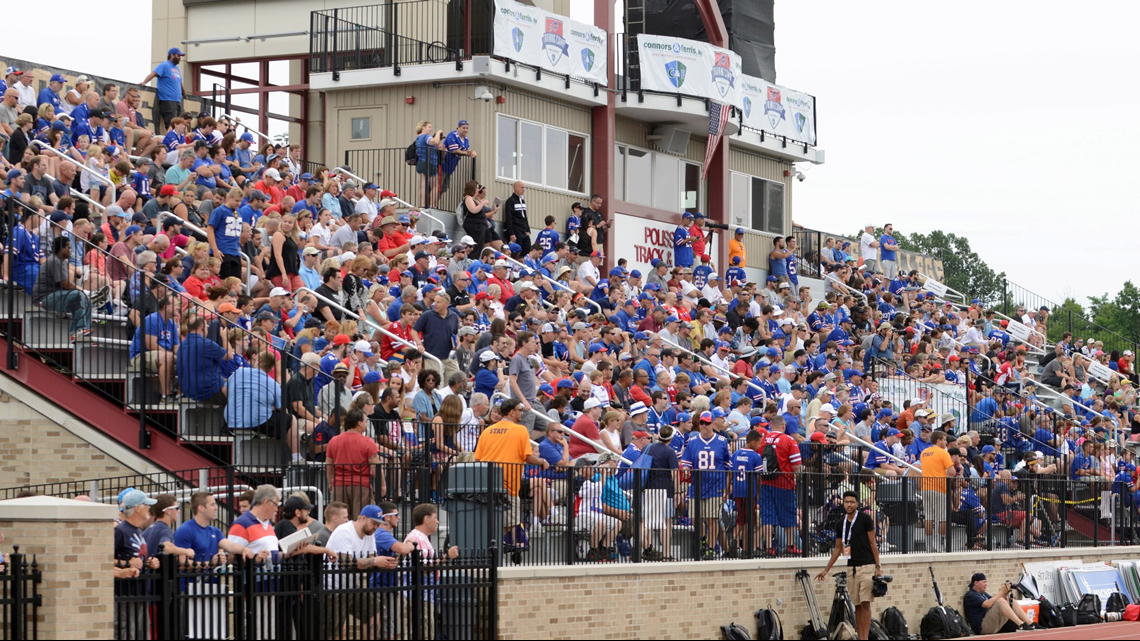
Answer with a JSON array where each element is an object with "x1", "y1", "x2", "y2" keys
[{"x1": 702, "y1": 100, "x2": 730, "y2": 180}]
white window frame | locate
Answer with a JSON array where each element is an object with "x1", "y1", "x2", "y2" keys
[
  {"x1": 615, "y1": 143, "x2": 702, "y2": 212},
  {"x1": 496, "y1": 113, "x2": 590, "y2": 196},
  {"x1": 730, "y1": 171, "x2": 787, "y2": 236}
]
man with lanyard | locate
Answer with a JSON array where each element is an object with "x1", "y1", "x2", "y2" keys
[
  {"x1": 817, "y1": 491, "x2": 882, "y2": 641},
  {"x1": 206, "y1": 188, "x2": 245, "y2": 280},
  {"x1": 142, "y1": 48, "x2": 187, "y2": 132}
]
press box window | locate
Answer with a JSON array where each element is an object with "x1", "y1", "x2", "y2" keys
[{"x1": 496, "y1": 114, "x2": 588, "y2": 194}]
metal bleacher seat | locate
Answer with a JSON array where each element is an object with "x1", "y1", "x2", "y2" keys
[
  {"x1": 22, "y1": 307, "x2": 73, "y2": 349},
  {"x1": 0, "y1": 282, "x2": 29, "y2": 320},
  {"x1": 178, "y1": 402, "x2": 228, "y2": 442},
  {"x1": 73, "y1": 337, "x2": 130, "y2": 381},
  {"x1": 232, "y1": 430, "x2": 287, "y2": 467}
]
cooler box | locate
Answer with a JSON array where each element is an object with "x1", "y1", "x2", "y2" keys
[{"x1": 1016, "y1": 599, "x2": 1040, "y2": 624}]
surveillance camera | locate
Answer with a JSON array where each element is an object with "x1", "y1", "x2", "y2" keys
[
  {"x1": 795, "y1": 172, "x2": 806, "y2": 182},
  {"x1": 475, "y1": 86, "x2": 493, "y2": 102}
]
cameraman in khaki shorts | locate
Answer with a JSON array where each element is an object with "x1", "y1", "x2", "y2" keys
[{"x1": 817, "y1": 491, "x2": 882, "y2": 641}]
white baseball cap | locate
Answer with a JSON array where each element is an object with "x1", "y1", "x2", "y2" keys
[
  {"x1": 354, "y1": 340, "x2": 373, "y2": 355},
  {"x1": 269, "y1": 287, "x2": 289, "y2": 297},
  {"x1": 583, "y1": 398, "x2": 603, "y2": 410},
  {"x1": 819, "y1": 403, "x2": 836, "y2": 415},
  {"x1": 479, "y1": 350, "x2": 500, "y2": 363},
  {"x1": 264, "y1": 168, "x2": 282, "y2": 181}
]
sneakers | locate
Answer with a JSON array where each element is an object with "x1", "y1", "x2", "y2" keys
[
  {"x1": 786, "y1": 546, "x2": 803, "y2": 556},
  {"x1": 89, "y1": 285, "x2": 111, "y2": 308},
  {"x1": 642, "y1": 547, "x2": 663, "y2": 561}
]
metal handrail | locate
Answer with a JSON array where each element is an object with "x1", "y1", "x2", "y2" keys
[
  {"x1": 654, "y1": 333, "x2": 774, "y2": 403},
  {"x1": 31, "y1": 140, "x2": 114, "y2": 192},
  {"x1": 215, "y1": 114, "x2": 271, "y2": 143},
  {"x1": 497, "y1": 254, "x2": 603, "y2": 315},
  {"x1": 917, "y1": 272, "x2": 966, "y2": 305},
  {"x1": 329, "y1": 165, "x2": 446, "y2": 236},
  {"x1": 491, "y1": 392, "x2": 608, "y2": 455},
  {"x1": 825, "y1": 272, "x2": 868, "y2": 305},
  {"x1": 35, "y1": 166, "x2": 107, "y2": 214},
  {"x1": 293, "y1": 286, "x2": 444, "y2": 373}
]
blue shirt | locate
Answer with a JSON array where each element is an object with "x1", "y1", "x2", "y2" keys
[
  {"x1": 207, "y1": 205, "x2": 243, "y2": 256},
  {"x1": 152, "y1": 60, "x2": 184, "y2": 102},
  {"x1": 177, "y1": 333, "x2": 228, "y2": 401},
  {"x1": 1070, "y1": 452, "x2": 1091, "y2": 481},
  {"x1": 474, "y1": 368, "x2": 499, "y2": 398},
  {"x1": 879, "y1": 234, "x2": 898, "y2": 261},
  {"x1": 633, "y1": 358, "x2": 657, "y2": 389},
  {"x1": 237, "y1": 203, "x2": 260, "y2": 226},
  {"x1": 725, "y1": 266, "x2": 747, "y2": 286},
  {"x1": 534, "y1": 229, "x2": 560, "y2": 253},
  {"x1": 442, "y1": 131, "x2": 468, "y2": 174},
  {"x1": 129, "y1": 313, "x2": 180, "y2": 359},
  {"x1": 785, "y1": 253, "x2": 798, "y2": 286},
  {"x1": 730, "y1": 449, "x2": 763, "y2": 499},
  {"x1": 162, "y1": 130, "x2": 183, "y2": 153},
  {"x1": 673, "y1": 226, "x2": 694, "y2": 268},
  {"x1": 864, "y1": 440, "x2": 890, "y2": 469},
  {"x1": 192, "y1": 158, "x2": 218, "y2": 189},
  {"x1": 681, "y1": 433, "x2": 730, "y2": 498},
  {"x1": 37, "y1": 87, "x2": 61, "y2": 110},
  {"x1": 225, "y1": 367, "x2": 281, "y2": 428},
  {"x1": 172, "y1": 519, "x2": 226, "y2": 564},
  {"x1": 299, "y1": 265, "x2": 321, "y2": 291},
  {"x1": 782, "y1": 412, "x2": 801, "y2": 437},
  {"x1": 692, "y1": 265, "x2": 713, "y2": 290}
]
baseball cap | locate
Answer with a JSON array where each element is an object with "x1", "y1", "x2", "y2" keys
[
  {"x1": 249, "y1": 190, "x2": 268, "y2": 201},
  {"x1": 981, "y1": 445, "x2": 996, "y2": 454},
  {"x1": 710, "y1": 407, "x2": 728, "y2": 419},
  {"x1": 217, "y1": 302, "x2": 240, "y2": 315},
  {"x1": 479, "y1": 350, "x2": 500, "y2": 363},
  {"x1": 583, "y1": 398, "x2": 603, "y2": 410},
  {"x1": 629, "y1": 402, "x2": 649, "y2": 416},
  {"x1": 359, "y1": 504, "x2": 385, "y2": 523},
  {"x1": 282, "y1": 495, "x2": 313, "y2": 514},
  {"x1": 168, "y1": 47, "x2": 186, "y2": 56},
  {"x1": 542, "y1": 252, "x2": 558, "y2": 264},
  {"x1": 120, "y1": 489, "x2": 157, "y2": 512},
  {"x1": 819, "y1": 403, "x2": 836, "y2": 414},
  {"x1": 4, "y1": 67, "x2": 21, "y2": 76},
  {"x1": 886, "y1": 428, "x2": 902, "y2": 438},
  {"x1": 810, "y1": 432, "x2": 828, "y2": 444},
  {"x1": 239, "y1": 132, "x2": 255, "y2": 143},
  {"x1": 590, "y1": 250, "x2": 605, "y2": 258},
  {"x1": 269, "y1": 287, "x2": 290, "y2": 297},
  {"x1": 540, "y1": 323, "x2": 557, "y2": 334},
  {"x1": 332, "y1": 334, "x2": 352, "y2": 346},
  {"x1": 124, "y1": 224, "x2": 142, "y2": 237},
  {"x1": 264, "y1": 168, "x2": 282, "y2": 181},
  {"x1": 354, "y1": 340, "x2": 374, "y2": 357},
  {"x1": 699, "y1": 411, "x2": 714, "y2": 423},
  {"x1": 49, "y1": 73, "x2": 65, "y2": 83},
  {"x1": 299, "y1": 173, "x2": 314, "y2": 182},
  {"x1": 588, "y1": 343, "x2": 608, "y2": 354}
]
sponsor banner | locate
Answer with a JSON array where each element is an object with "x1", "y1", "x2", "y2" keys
[
  {"x1": 493, "y1": 0, "x2": 608, "y2": 86},
  {"x1": 849, "y1": 243, "x2": 945, "y2": 281},
  {"x1": 878, "y1": 376, "x2": 967, "y2": 425},
  {"x1": 1086, "y1": 360, "x2": 1116, "y2": 384},
  {"x1": 636, "y1": 34, "x2": 742, "y2": 105},
  {"x1": 612, "y1": 212, "x2": 679, "y2": 277},
  {"x1": 739, "y1": 75, "x2": 817, "y2": 146},
  {"x1": 922, "y1": 277, "x2": 949, "y2": 299},
  {"x1": 1006, "y1": 319, "x2": 1034, "y2": 344}
]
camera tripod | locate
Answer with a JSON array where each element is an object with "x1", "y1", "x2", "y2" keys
[{"x1": 796, "y1": 570, "x2": 890, "y2": 640}]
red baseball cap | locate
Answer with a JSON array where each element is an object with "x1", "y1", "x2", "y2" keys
[
  {"x1": 159, "y1": 185, "x2": 178, "y2": 197},
  {"x1": 632, "y1": 431, "x2": 650, "y2": 439},
  {"x1": 810, "y1": 432, "x2": 827, "y2": 444},
  {"x1": 475, "y1": 292, "x2": 490, "y2": 301},
  {"x1": 380, "y1": 189, "x2": 397, "y2": 199},
  {"x1": 333, "y1": 334, "x2": 351, "y2": 345}
]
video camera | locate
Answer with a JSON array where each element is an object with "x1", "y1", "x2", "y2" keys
[
  {"x1": 704, "y1": 221, "x2": 729, "y2": 231},
  {"x1": 872, "y1": 575, "x2": 893, "y2": 598}
]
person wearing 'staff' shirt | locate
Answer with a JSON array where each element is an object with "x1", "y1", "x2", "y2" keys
[{"x1": 919, "y1": 429, "x2": 954, "y2": 553}]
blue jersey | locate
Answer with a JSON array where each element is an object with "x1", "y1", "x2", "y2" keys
[
  {"x1": 37, "y1": 87, "x2": 61, "y2": 111},
  {"x1": 152, "y1": 60, "x2": 184, "y2": 102},
  {"x1": 109, "y1": 127, "x2": 126, "y2": 147},
  {"x1": 673, "y1": 226, "x2": 694, "y2": 268},
  {"x1": 725, "y1": 266, "x2": 747, "y2": 287},
  {"x1": 130, "y1": 312, "x2": 180, "y2": 359},
  {"x1": 785, "y1": 253, "x2": 798, "y2": 286},
  {"x1": 692, "y1": 265, "x2": 713, "y2": 290},
  {"x1": 130, "y1": 171, "x2": 151, "y2": 196},
  {"x1": 681, "y1": 433, "x2": 730, "y2": 498},
  {"x1": 730, "y1": 449, "x2": 763, "y2": 499},
  {"x1": 534, "y1": 228, "x2": 560, "y2": 253},
  {"x1": 988, "y1": 329, "x2": 1011, "y2": 348},
  {"x1": 237, "y1": 203, "x2": 260, "y2": 226},
  {"x1": 192, "y1": 158, "x2": 217, "y2": 189},
  {"x1": 207, "y1": 205, "x2": 243, "y2": 256},
  {"x1": 864, "y1": 440, "x2": 890, "y2": 469},
  {"x1": 442, "y1": 131, "x2": 468, "y2": 174},
  {"x1": 11, "y1": 225, "x2": 41, "y2": 266},
  {"x1": 162, "y1": 130, "x2": 183, "y2": 153},
  {"x1": 879, "y1": 234, "x2": 897, "y2": 261}
]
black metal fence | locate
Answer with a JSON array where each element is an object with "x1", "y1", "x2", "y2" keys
[
  {"x1": 114, "y1": 548, "x2": 495, "y2": 640},
  {"x1": 1000, "y1": 278, "x2": 1139, "y2": 358},
  {"x1": 310, "y1": 0, "x2": 486, "y2": 76},
  {"x1": 345, "y1": 147, "x2": 475, "y2": 213},
  {"x1": 0, "y1": 547, "x2": 41, "y2": 641}
]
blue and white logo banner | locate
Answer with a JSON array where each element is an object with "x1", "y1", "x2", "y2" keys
[
  {"x1": 493, "y1": 0, "x2": 608, "y2": 86},
  {"x1": 739, "y1": 74, "x2": 817, "y2": 145},
  {"x1": 636, "y1": 34, "x2": 741, "y2": 106}
]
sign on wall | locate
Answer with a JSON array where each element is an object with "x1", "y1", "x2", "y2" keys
[
  {"x1": 493, "y1": 0, "x2": 609, "y2": 86},
  {"x1": 878, "y1": 376, "x2": 967, "y2": 426},
  {"x1": 612, "y1": 212, "x2": 681, "y2": 277},
  {"x1": 636, "y1": 34, "x2": 742, "y2": 106},
  {"x1": 739, "y1": 75, "x2": 817, "y2": 146}
]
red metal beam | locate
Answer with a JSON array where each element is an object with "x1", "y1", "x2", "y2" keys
[
  {"x1": 695, "y1": 0, "x2": 729, "y2": 47},
  {"x1": 594, "y1": 0, "x2": 616, "y2": 268},
  {"x1": 0, "y1": 337, "x2": 219, "y2": 473}
]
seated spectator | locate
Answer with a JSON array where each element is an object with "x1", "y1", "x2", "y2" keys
[
  {"x1": 224, "y1": 352, "x2": 303, "y2": 464},
  {"x1": 32, "y1": 236, "x2": 108, "y2": 341},
  {"x1": 962, "y1": 573, "x2": 1041, "y2": 635},
  {"x1": 128, "y1": 294, "x2": 180, "y2": 401},
  {"x1": 177, "y1": 315, "x2": 234, "y2": 405}
]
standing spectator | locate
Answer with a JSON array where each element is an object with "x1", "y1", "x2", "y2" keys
[
  {"x1": 919, "y1": 429, "x2": 954, "y2": 553},
  {"x1": 323, "y1": 505, "x2": 398, "y2": 639},
  {"x1": 114, "y1": 490, "x2": 158, "y2": 640},
  {"x1": 459, "y1": 181, "x2": 496, "y2": 254},
  {"x1": 129, "y1": 295, "x2": 180, "y2": 402},
  {"x1": 142, "y1": 494, "x2": 196, "y2": 562},
  {"x1": 682, "y1": 411, "x2": 732, "y2": 558},
  {"x1": 641, "y1": 424, "x2": 680, "y2": 561},
  {"x1": 673, "y1": 212, "x2": 695, "y2": 269},
  {"x1": 414, "y1": 121, "x2": 443, "y2": 208},
  {"x1": 860, "y1": 223, "x2": 880, "y2": 273},
  {"x1": 403, "y1": 504, "x2": 460, "y2": 640},
  {"x1": 581, "y1": 193, "x2": 609, "y2": 253},
  {"x1": 474, "y1": 398, "x2": 550, "y2": 538},
  {"x1": 206, "y1": 188, "x2": 244, "y2": 280},
  {"x1": 508, "y1": 331, "x2": 543, "y2": 437},
  {"x1": 442, "y1": 119, "x2": 475, "y2": 196},
  {"x1": 326, "y1": 409, "x2": 381, "y2": 518},
  {"x1": 173, "y1": 491, "x2": 253, "y2": 564},
  {"x1": 142, "y1": 48, "x2": 187, "y2": 132},
  {"x1": 759, "y1": 415, "x2": 802, "y2": 556},
  {"x1": 878, "y1": 223, "x2": 900, "y2": 280},
  {"x1": 502, "y1": 181, "x2": 530, "y2": 255},
  {"x1": 768, "y1": 236, "x2": 791, "y2": 282},
  {"x1": 413, "y1": 292, "x2": 460, "y2": 381},
  {"x1": 266, "y1": 214, "x2": 303, "y2": 292},
  {"x1": 728, "y1": 227, "x2": 747, "y2": 268}
]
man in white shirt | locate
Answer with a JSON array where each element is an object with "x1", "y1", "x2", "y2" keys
[
  {"x1": 324, "y1": 505, "x2": 398, "y2": 637},
  {"x1": 577, "y1": 250, "x2": 603, "y2": 288},
  {"x1": 14, "y1": 73, "x2": 35, "y2": 111},
  {"x1": 701, "y1": 273, "x2": 724, "y2": 304},
  {"x1": 860, "y1": 224, "x2": 880, "y2": 274},
  {"x1": 355, "y1": 183, "x2": 379, "y2": 224}
]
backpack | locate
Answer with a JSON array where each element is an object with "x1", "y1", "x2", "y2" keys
[
  {"x1": 722, "y1": 623, "x2": 753, "y2": 640},
  {"x1": 405, "y1": 141, "x2": 419, "y2": 166},
  {"x1": 629, "y1": 444, "x2": 658, "y2": 487},
  {"x1": 920, "y1": 606, "x2": 971, "y2": 640},
  {"x1": 754, "y1": 607, "x2": 783, "y2": 640},
  {"x1": 1076, "y1": 593, "x2": 1102, "y2": 625},
  {"x1": 1105, "y1": 591, "x2": 1130, "y2": 615},
  {"x1": 867, "y1": 620, "x2": 890, "y2": 641},
  {"x1": 880, "y1": 606, "x2": 910, "y2": 639},
  {"x1": 759, "y1": 439, "x2": 782, "y2": 480},
  {"x1": 798, "y1": 624, "x2": 821, "y2": 641},
  {"x1": 1059, "y1": 604, "x2": 1079, "y2": 627},
  {"x1": 1036, "y1": 596, "x2": 1064, "y2": 628}
]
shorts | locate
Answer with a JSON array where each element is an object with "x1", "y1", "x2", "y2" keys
[
  {"x1": 219, "y1": 254, "x2": 243, "y2": 280},
  {"x1": 576, "y1": 512, "x2": 620, "y2": 534},
  {"x1": 506, "y1": 494, "x2": 522, "y2": 528},
  {"x1": 324, "y1": 593, "x2": 383, "y2": 638},
  {"x1": 643, "y1": 489, "x2": 673, "y2": 529},
  {"x1": 131, "y1": 351, "x2": 163, "y2": 372},
  {"x1": 981, "y1": 599, "x2": 1018, "y2": 635},
  {"x1": 692, "y1": 495, "x2": 723, "y2": 520},
  {"x1": 850, "y1": 564, "x2": 876, "y2": 605},
  {"x1": 920, "y1": 490, "x2": 948, "y2": 523},
  {"x1": 760, "y1": 485, "x2": 796, "y2": 529},
  {"x1": 999, "y1": 510, "x2": 1026, "y2": 528}
]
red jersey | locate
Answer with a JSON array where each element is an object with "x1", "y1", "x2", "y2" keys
[
  {"x1": 759, "y1": 431, "x2": 801, "y2": 490},
  {"x1": 689, "y1": 224, "x2": 707, "y2": 257},
  {"x1": 487, "y1": 275, "x2": 515, "y2": 303},
  {"x1": 381, "y1": 321, "x2": 413, "y2": 360}
]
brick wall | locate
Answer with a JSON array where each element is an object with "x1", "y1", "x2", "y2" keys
[
  {"x1": 497, "y1": 546, "x2": 1140, "y2": 639},
  {"x1": 0, "y1": 391, "x2": 137, "y2": 490}
]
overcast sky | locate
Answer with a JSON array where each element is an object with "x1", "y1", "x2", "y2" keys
[{"x1": 6, "y1": 1, "x2": 1135, "y2": 306}]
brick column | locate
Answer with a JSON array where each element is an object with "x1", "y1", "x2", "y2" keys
[{"x1": 0, "y1": 496, "x2": 118, "y2": 639}]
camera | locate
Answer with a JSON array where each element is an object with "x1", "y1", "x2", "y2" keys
[
  {"x1": 795, "y1": 171, "x2": 806, "y2": 182},
  {"x1": 704, "y1": 221, "x2": 729, "y2": 231},
  {"x1": 872, "y1": 575, "x2": 893, "y2": 598}
]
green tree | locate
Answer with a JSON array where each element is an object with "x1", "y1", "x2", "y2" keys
[{"x1": 859, "y1": 228, "x2": 1006, "y2": 305}]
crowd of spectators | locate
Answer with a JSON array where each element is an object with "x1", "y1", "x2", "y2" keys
[{"x1": 2, "y1": 58, "x2": 1139, "y2": 570}]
